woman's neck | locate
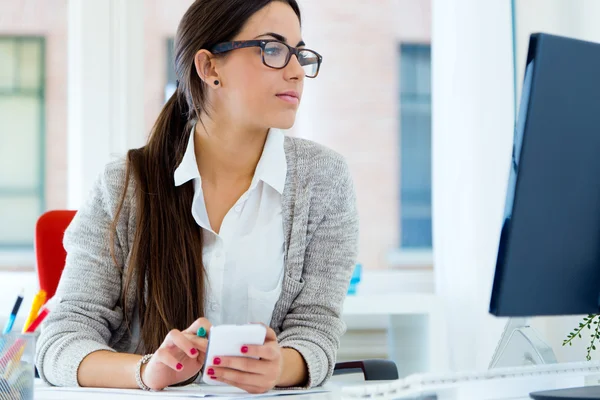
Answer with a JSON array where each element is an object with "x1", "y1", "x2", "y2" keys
[{"x1": 194, "y1": 117, "x2": 268, "y2": 186}]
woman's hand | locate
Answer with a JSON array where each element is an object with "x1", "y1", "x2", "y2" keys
[
  {"x1": 141, "y1": 318, "x2": 212, "y2": 390},
  {"x1": 205, "y1": 326, "x2": 284, "y2": 394}
]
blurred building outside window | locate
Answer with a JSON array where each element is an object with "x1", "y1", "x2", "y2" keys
[
  {"x1": 387, "y1": 43, "x2": 433, "y2": 269},
  {"x1": 0, "y1": 36, "x2": 45, "y2": 252},
  {"x1": 399, "y1": 43, "x2": 432, "y2": 250},
  {"x1": 165, "y1": 38, "x2": 177, "y2": 103}
]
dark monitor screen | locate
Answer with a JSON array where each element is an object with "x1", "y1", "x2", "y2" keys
[{"x1": 489, "y1": 33, "x2": 600, "y2": 317}]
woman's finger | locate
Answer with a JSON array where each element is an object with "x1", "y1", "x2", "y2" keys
[
  {"x1": 162, "y1": 329, "x2": 200, "y2": 358},
  {"x1": 210, "y1": 366, "x2": 264, "y2": 388},
  {"x1": 241, "y1": 343, "x2": 280, "y2": 361},
  {"x1": 264, "y1": 326, "x2": 277, "y2": 342},
  {"x1": 183, "y1": 318, "x2": 212, "y2": 336},
  {"x1": 250, "y1": 323, "x2": 277, "y2": 342},
  {"x1": 183, "y1": 332, "x2": 209, "y2": 353},
  {"x1": 210, "y1": 355, "x2": 262, "y2": 373},
  {"x1": 154, "y1": 348, "x2": 185, "y2": 372}
]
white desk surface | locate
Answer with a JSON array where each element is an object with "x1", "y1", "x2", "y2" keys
[
  {"x1": 35, "y1": 391, "x2": 338, "y2": 400},
  {"x1": 31, "y1": 377, "x2": 584, "y2": 400},
  {"x1": 34, "y1": 380, "x2": 342, "y2": 400}
]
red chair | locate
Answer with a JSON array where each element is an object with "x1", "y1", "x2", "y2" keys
[{"x1": 34, "y1": 210, "x2": 77, "y2": 300}]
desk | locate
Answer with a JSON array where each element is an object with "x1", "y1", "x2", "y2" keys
[
  {"x1": 34, "y1": 381, "x2": 340, "y2": 400},
  {"x1": 31, "y1": 376, "x2": 595, "y2": 400},
  {"x1": 339, "y1": 371, "x2": 596, "y2": 400},
  {"x1": 35, "y1": 391, "x2": 337, "y2": 400}
]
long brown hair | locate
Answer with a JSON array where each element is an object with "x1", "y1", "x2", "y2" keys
[{"x1": 111, "y1": 0, "x2": 301, "y2": 354}]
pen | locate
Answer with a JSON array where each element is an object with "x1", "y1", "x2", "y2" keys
[
  {"x1": 24, "y1": 307, "x2": 49, "y2": 333},
  {"x1": 2, "y1": 290, "x2": 24, "y2": 335},
  {"x1": 22, "y1": 290, "x2": 46, "y2": 333},
  {"x1": 0, "y1": 307, "x2": 50, "y2": 369}
]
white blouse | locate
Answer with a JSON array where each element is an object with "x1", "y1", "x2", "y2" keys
[{"x1": 173, "y1": 126, "x2": 287, "y2": 326}]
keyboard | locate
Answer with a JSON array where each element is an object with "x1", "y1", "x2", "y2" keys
[{"x1": 341, "y1": 360, "x2": 600, "y2": 399}]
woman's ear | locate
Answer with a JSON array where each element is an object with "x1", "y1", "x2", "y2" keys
[{"x1": 194, "y1": 50, "x2": 221, "y2": 88}]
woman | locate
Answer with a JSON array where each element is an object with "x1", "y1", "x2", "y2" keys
[{"x1": 36, "y1": 0, "x2": 358, "y2": 393}]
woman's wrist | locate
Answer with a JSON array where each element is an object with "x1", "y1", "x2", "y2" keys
[
  {"x1": 138, "y1": 357, "x2": 155, "y2": 390},
  {"x1": 78, "y1": 350, "x2": 144, "y2": 388},
  {"x1": 276, "y1": 348, "x2": 308, "y2": 388}
]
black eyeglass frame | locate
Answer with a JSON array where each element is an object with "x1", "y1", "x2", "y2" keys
[{"x1": 211, "y1": 40, "x2": 323, "y2": 78}]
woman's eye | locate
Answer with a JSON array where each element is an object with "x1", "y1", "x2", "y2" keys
[{"x1": 265, "y1": 47, "x2": 282, "y2": 56}]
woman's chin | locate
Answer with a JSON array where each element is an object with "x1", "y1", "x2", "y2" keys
[{"x1": 270, "y1": 114, "x2": 297, "y2": 130}]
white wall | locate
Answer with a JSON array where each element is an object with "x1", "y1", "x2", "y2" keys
[
  {"x1": 67, "y1": 0, "x2": 146, "y2": 209},
  {"x1": 432, "y1": 0, "x2": 515, "y2": 371},
  {"x1": 515, "y1": 0, "x2": 600, "y2": 98}
]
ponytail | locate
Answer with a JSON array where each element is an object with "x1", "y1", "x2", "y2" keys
[{"x1": 115, "y1": 81, "x2": 206, "y2": 354}]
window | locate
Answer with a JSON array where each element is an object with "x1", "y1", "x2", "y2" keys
[
  {"x1": 0, "y1": 37, "x2": 45, "y2": 250},
  {"x1": 399, "y1": 44, "x2": 432, "y2": 250}
]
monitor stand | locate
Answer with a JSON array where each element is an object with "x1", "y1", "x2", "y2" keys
[
  {"x1": 489, "y1": 317, "x2": 557, "y2": 368},
  {"x1": 489, "y1": 319, "x2": 599, "y2": 400}
]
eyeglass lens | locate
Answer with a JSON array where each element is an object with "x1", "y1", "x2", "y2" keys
[{"x1": 263, "y1": 42, "x2": 319, "y2": 77}]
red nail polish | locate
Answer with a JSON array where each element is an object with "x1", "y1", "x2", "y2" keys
[
  {"x1": 211, "y1": 376, "x2": 217, "y2": 380},
  {"x1": 214, "y1": 357, "x2": 221, "y2": 365},
  {"x1": 190, "y1": 348, "x2": 198, "y2": 355},
  {"x1": 207, "y1": 368, "x2": 215, "y2": 375},
  {"x1": 176, "y1": 363, "x2": 183, "y2": 371},
  {"x1": 241, "y1": 346, "x2": 248, "y2": 354}
]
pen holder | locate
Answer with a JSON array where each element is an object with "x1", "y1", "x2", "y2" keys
[{"x1": 0, "y1": 333, "x2": 35, "y2": 400}]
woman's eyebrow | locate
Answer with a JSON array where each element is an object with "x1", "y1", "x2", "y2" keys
[{"x1": 254, "y1": 32, "x2": 305, "y2": 47}]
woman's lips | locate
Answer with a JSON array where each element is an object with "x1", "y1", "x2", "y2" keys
[{"x1": 276, "y1": 94, "x2": 300, "y2": 105}]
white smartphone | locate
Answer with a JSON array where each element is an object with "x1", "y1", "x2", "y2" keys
[{"x1": 201, "y1": 324, "x2": 267, "y2": 385}]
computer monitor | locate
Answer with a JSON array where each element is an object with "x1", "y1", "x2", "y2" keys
[{"x1": 489, "y1": 33, "x2": 600, "y2": 399}]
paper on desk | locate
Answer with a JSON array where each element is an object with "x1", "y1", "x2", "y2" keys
[
  {"x1": 36, "y1": 382, "x2": 329, "y2": 398},
  {"x1": 166, "y1": 384, "x2": 328, "y2": 398}
]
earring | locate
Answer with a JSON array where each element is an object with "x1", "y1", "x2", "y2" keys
[{"x1": 214, "y1": 80, "x2": 220, "y2": 86}]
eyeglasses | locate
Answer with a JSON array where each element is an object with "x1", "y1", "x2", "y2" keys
[{"x1": 211, "y1": 40, "x2": 323, "y2": 78}]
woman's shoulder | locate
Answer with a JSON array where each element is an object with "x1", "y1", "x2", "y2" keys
[
  {"x1": 102, "y1": 157, "x2": 128, "y2": 183},
  {"x1": 91, "y1": 157, "x2": 137, "y2": 216},
  {"x1": 98, "y1": 157, "x2": 133, "y2": 191},
  {"x1": 284, "y1": 136, "x2": 352, "y2": 186}
]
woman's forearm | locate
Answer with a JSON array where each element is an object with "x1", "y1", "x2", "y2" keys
[
  {"x1": 277, "y1": 348, "x2": 308, "y2": 388},
  {"x1": 79, "y1": 348, "x2": 307, "y2": 389},
  {"x1": 78, "y1": 350, "x2": 143, "y2": 388}
]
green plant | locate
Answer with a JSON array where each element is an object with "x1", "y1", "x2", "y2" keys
[{"x1": 563, "y1": 314, "x2": 600, "y2": 361}]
